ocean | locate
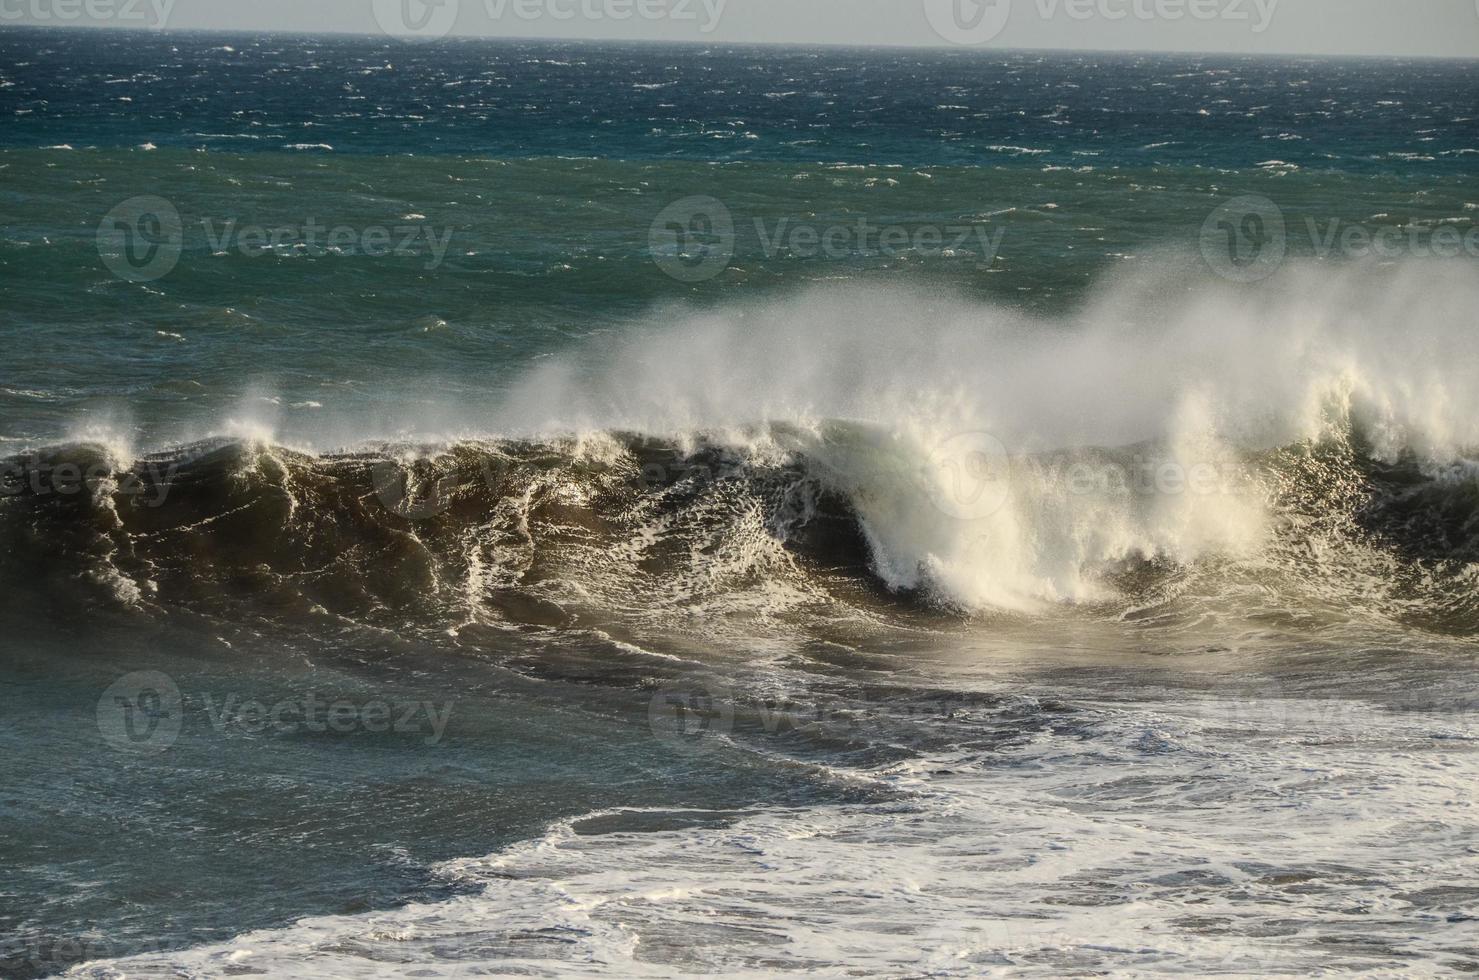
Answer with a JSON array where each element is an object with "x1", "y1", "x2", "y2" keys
[{"x1": 2, "y1": 26, "x2": 1479, "y2": 977}]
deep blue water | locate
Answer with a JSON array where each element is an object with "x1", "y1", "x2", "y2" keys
[{"x1": 3, "y1": 28, "x2": 1477, "y2": 172}]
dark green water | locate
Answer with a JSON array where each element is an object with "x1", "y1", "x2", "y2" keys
[{"x1": 3, "y1": 27, "x2": 1479, "y2": 978}]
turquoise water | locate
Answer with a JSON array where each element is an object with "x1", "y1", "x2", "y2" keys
[
  {"x1": 3, "y1": 32, "x2": 1476, "y2": 447},
  {"x1": 5, "y1": 151, "x2": 1475, "y2": 450},
  {"x1": 3, "y1": 27, "x2": 1479, "y2": 978}
]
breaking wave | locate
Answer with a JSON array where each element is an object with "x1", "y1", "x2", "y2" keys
[{"x1": 5, "y1": 260, "x2": 1479, "y2": 634}]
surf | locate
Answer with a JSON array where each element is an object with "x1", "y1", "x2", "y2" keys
[{"x1": 6, "y1": 259, "x2": 1479, "y2": 632}]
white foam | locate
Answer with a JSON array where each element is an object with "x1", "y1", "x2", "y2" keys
[
  {"x1": 495, "y1": 260, "x2": 1479, "y2": 610},
  {"x1": 70, "y1": 682, "x2": 1479, "y2": 977},
  {"x1": 46, "y1": 261, "x2": 1479, "y2": 614}
]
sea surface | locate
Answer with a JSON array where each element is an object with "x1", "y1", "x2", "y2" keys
[{"x1": 2, "y1": 27, "x2": 1479, "y2": 977}]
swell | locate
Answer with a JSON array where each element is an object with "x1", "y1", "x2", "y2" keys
[
  {"x1": 6, "y1": 260, "x2": 1479, "y2": 636},
  {"x1": 3, "y1": 422, "x2": 1478, "y2": 639},
  {"x1": 0, "y1": 434, "x2": 867, "y2": 633}
]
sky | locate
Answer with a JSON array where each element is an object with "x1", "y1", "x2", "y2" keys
[{"x1": 4, "y1": 0, "x2": 1478, "y2": 57}]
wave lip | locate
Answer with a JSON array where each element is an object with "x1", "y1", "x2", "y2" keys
[
  {"x1": 5, "y1": 415, "x2": 1479, "y2": 637},
  {"x1": 7, "y1": 259, "x2": 1479, "y2": 626}
]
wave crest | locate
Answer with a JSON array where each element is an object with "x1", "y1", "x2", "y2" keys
[{"x1": 4, "y1": 420, "x2": 1479, "y2": 638}]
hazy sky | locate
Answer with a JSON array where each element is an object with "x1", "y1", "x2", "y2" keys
[{"x1": 7, "y1": 0, "x2": 1479, "y2": 57}]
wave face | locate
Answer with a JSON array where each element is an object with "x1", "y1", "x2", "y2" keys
[
  {"x1": 9, "y1": 261, "x2": 1477, "y2": 630},
  {"x1": 21, "y1": 422, "x2": 1479, "y2": 977},
  {"x1": 7, "y1": 261, "x2": 1479, "y2": 979},
  {"x1": 6, "y1": 380, "x2": 1479, "y2": 640},
  {"x1": 7, "y1": 262, "x2": 1479, "y2": 634}
]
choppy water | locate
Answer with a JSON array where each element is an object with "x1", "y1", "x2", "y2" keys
[{"x1": 2, "y1": 26, "x2": 1479, "y2": 979}]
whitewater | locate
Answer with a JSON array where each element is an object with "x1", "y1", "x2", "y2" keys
[
  {"x1": 4, "y1": 259, "x2": 1469, "y2": 975},
  {"x1": 5, "y1": 32, "x2": 1479, "y2": 978},
  {"x1": 22, "y1": 259, "x2": 1479, "y2": 624}
]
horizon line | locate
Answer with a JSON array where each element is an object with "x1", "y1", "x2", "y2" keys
[{"x1": 2, "y1": 21, "x2": 1476, "y2": 62}]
